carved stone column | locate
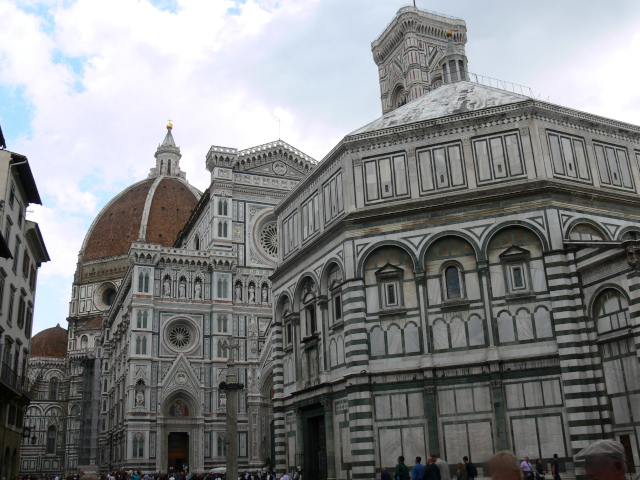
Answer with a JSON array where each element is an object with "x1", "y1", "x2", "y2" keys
[
  {"x1": 220, "y1": 344, "x2": 244, "y2": 480},
  {"x1": 321, "y1": 399, "x2": 336, "y2": 480}
]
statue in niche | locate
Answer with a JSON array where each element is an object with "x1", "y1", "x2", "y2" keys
[
  {"x1": 235, "y1": 282, "x2": 242, "y2": 302},
  {"x1": 261, "y1": 284, "x2": 268, "y2": 303},
  {"x1": 219, "y1": 392, "x2": 227, "y2": 409},
  {"x1": 135, "y1": 390, "x2": 144, "y2": 407},
  {"x1": 248, "y1": 283, "x2": 256, "y2": 303},
  {"x1": 194, "y1": 280, "x2": 202, "y2": 300},
  {"x1": 179, "y1": 278, "x2": 186, "y2": 299},
  {"x1": 163, "y1": 277, "x2": 171, "y2": 296}
]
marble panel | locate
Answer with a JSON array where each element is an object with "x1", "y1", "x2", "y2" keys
[
  {"x1": 375, "y1": 395, "x2": 392, "y2": 421},
  {"x1": 505, "y1": 384, "x2": 524, "y2": 410},
  {"x1": 623, "y1": 356, "x2": 640, "y2": 390},
  {"x1": 629, "y1": 394, "x2": 640, "y2": 423},
  {"x1": 371, "y1": 327, "x2": 386, "y2": 356},
  {"x1": 530, "y1": 259, "x2": 547, "y2": 292},
  {"x1": 465, "y1": 273, "x2": 481, "y2": 300},
  {"x1": 542, "y1": 380, "x2": 562, "y2": 406},
  {"x1": 474, "y1": 387, "x2": 491, "y2": 412},
  {"x1": 439, "y1": 390, "x2": 455, "y2": 415},
  {"x1": 456, "y1": 389, "x2": 474, "y2": 414},
  {"x1": 388, "y1": 325, "x2": 403, "y2": 354},
  {"x1": 288, "y1": 436, "x2": 296, "y2": 467},
  {"x1": 523, "y1": 382, "x2": 544, "y2": 408},
  {"x1": 534, "y1": 308, "x2": 553, "y2": 338},
  {"x1": 433, "y1": 321, "x2": 449, "y2": 350},
  {"x1": 341, "y1": 426, "x2": 352, "y2": 463},
  {"x1": 603, "y1": 360, "x2": 625, "y2": 393},
  {"x1": 469, "y1": 421, "x2": 493, "y2": 462},
  {"x1": 391, "y1": 394, "x2": 408, "y2": 418},
  {"x1": 538, "y1": 416, "x2": 566, "y2": 458},
  {"x1": 611, "y1": 397, "x2": 631, "y2": 424},
  {"x1": 427, "y1": 278, "x2": 442, "y2": 305},
  {"x1": 516, "y1": 311, "x2": 534, "y2": 340},
  {"x1": 512, "y1": 417, "x2": 538, "y2": 458},
  {"x1": 405, "y1": 427, "x2": 426, "y2": 459},
  {"x1": 451, "y1": 318, "x2": 467, "y2": 348},
  {"x1": 490, "y1": 265, "x2": 505, "y2": 298},
  {"x1": 404, "y1": 281, "x2": 418, "y2": 308},
  {"x1": 379, "y1": 428, "x2": 402, "y2": 470},
  {"x1": 408, "y1": 392, "x2": 424, "y2": 417},
  {"x1": 498, "y1": 312, "x2": 515, "y2": 343},
  {"x1": 405, "y1": 324, "x2": 420, "y2": 353},
  {"x1": 444, "y1": 423, "x2": 468, "y2": 464},
  {"x1": 337, "y1": 337, "x2": 345, "y2": 364},
  {"x1": 366, "y1": 286, "x2": 379, "y2": 313}
]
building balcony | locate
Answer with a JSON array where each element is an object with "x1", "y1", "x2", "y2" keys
[{"x1": 0, "y1": 361, "x2": 30, "y2": 400}]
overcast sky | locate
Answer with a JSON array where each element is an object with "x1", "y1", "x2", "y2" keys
[{"x1": 1, "y1": 0, "x2": 639, "y2": 336}]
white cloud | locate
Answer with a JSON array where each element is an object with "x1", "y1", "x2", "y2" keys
[{"x1": 1, "y1": 0, "x2": 639, "y2": 334}]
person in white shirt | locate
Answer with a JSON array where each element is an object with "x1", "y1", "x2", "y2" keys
[{"x1": 281, "y1": 472, "x2": 291, "y2": 480}]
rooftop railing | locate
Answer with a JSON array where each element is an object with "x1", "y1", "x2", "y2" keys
[{"x1": 0, "y1": 361, "x2": 27, "y2": 392}]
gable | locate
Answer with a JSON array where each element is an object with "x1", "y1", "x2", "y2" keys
[{"x1": 499, "y1": 245, "x2": 531, "y2": 259}]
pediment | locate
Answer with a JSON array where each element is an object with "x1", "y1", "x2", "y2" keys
[
  {"x1": 239, "y1": 161, "x2": 308, "y2": 180},
  {"x1": 234, "y1": 140, "x2": 315, "y2": 180},
  {"x1": 499, "y1": 245, "x2": 530, "y2": 259},
  {"x1": 161, "y1": 353, "x2": 201, "y2": 400},
  {"x1": 375, "y1": 263, "x2": 404, "y2": 278}
]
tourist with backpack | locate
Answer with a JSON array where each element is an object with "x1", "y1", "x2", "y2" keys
[{"x1": 463, "y1": 457, "x2": 477, "y2": 480}]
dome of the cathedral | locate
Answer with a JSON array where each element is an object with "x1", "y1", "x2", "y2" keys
[
  {"x1": 81, "y1": 176, "x2": 200, "y2": 261},
  {"x1": 31, "y1": 324, "x2": 68, "y2": 358}
]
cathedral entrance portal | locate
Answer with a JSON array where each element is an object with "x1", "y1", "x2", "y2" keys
[{"x1": 168, "y1": 432, "x2": 189, "y2": 473}]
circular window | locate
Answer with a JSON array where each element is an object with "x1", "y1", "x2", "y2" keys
[
  {"x1": 94, "y1": 282, "x2": 118, "y2": 311},
  {"x1": 104, "y1": 289, "x2": 116, "y2": 306},
  {"x1": 168, "y1": 325, "x2": 192, "y2": 349},
  {"x1": 259, "y1": 222, "x2": 278, "y2": 258}
]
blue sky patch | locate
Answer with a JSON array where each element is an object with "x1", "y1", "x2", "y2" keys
[{"x1": 0, "y1": 85, "x2": 34, "y2": 145}]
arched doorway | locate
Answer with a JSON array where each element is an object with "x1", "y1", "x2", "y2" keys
[{"x1": 158, "y1": 391, "x2": 203, "y2": 473}]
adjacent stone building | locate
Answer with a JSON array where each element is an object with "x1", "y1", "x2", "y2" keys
[
  {"x1": 268, "y1": 7, "x2": 640, "y2": 480},
  {"x1": 0, "y1": 144, "x2": 49, "y2": 478}
]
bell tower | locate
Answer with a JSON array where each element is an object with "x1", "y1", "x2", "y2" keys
[{"x1": 371, "y1": 6, "x2": 468, "y2": 114}]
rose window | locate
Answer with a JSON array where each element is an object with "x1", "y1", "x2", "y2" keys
[
  {"x1": 259, "y1": 222, "x2": 278, "y2": 258},
  {"x1": 168, "y1": 325, "x2": 192, "y2": 349}
]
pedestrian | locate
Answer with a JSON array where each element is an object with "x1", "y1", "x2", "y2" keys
[
  {"x1": 488, "y1": 451, "x2": 523, "y2": 480},
  {"x1": 456, "y1": 464, "x2": 467, "y2": 480},
  {"x1": 550, "y1": 455, "x2": 560, "y2": 480},
  {"x1": 425, "y1": 458, "x2": 440, "y2": 480},
  {"x1": 575, "y1": 439, "x2": 627, "y2": 480},
  {"x1": 413, "y1": 457, "x2": 424, "y2": 480},
  {"x1": 431, "y1": 454, "x2": 450, "y2": 480},
  {"x1": 280, "y1": 472, "x2": 290, "y2": 480},
  {"x1": 381, "y1": 466, "x2": 392, "y2": 480},
  {"x1": 535, "y1": 460, "x2": 545, "y2": 480},
  {"x1": 463, "y1": 457, "x2": 477, "y2": 480},
  {"x1": 520, "y1": 457, "x2": 533, "y2": 480},
  {"x1": 395, "y1": 456, "x2": 410, "y2": 480}
]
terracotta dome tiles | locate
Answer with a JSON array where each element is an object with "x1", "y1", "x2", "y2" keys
[
  {"x1": 145, "y1": 178, "x2": 199, "y2": 247},
  {"x1": 31, "y1": 324, "x2": 68, "y2": 358},
  {"x1": 82, "y1": 177, "x2": 198, "y2": 262},
  {"x1": 83, "y1": 179, "x2": 154, "y2": 261}
]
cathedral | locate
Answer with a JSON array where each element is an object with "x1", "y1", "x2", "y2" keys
[{"x1": 22, "y1": 5, "x2": 640, "y2": 480}]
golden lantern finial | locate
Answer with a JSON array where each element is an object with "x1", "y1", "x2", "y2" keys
[
  {"x1": 446, "y1": 29, "x2": 452, "y2": 38},
  {"x1": 167, "y1": 119, "x2": 173, "y2": 131}
]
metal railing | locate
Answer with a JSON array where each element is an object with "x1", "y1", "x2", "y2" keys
[
  {"x1": 0, "y1": 361, "x2": 26, "y2": 391},
  {"x1": 468, "y1": 72, "x2": 537, "y2": 98}
]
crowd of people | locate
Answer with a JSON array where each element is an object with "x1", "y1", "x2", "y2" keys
[
  {"x1": 8, "y1": 439, "x2": 630, "y2": 480},
  {"x1": 387, "y1": 439, "x2": 628, "y2": 480}
]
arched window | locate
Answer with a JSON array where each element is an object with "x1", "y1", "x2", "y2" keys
[
  {"x1": 49, "y1": 377, "x2": 59, "y2": 400},
  {"x1": 136, "y1": 311, "x2": 142, "y2": 328},
  {"x1": 223, "y1": 222, "x2": 228, "y2": 238},
  {"x1": 141, "y1": 336, "x2": 147, "y2": 355},
  {"x1": 80, "y1": 335, "x2": 88, "y2": 349},
  {"x1": 569, "y1": 223, "x2": 604, "y2": 241},
  {"x1": 217, "y1": 434, "x2": 227, "y2": 457},
  {"x1": 138, "y1": 272, "x2": 144, "y2": 292},
  {"x1": 135, "y1": 336, "x2": 141, "y2": 354},
  {"x1": 444, "y1": 265, "x2": 462, "y2": 299},
  {"x1": 593, "y1": 289, "x2": 630, "y2": 334},
  {"x1": 132, "y1": 435, "x2": 144, "y2": 458},
  {"x1": 218, "y1": 222, "x2": 223, "y2": 237},
  {"x1": 144, "y1": 273, "x2": 149, "y2": 292},
  {"x1": 142, "y1": 311, "x2": 148, "y2": 329},
  {"x1": 103, "y1": 379, "x2": 108, "y2": 393},
  {"x1": 223, "y1": 200, "x2": 228, "y2": 216},
  {"x1": 167, "y1": 161, "x2": 171, "y2": 175},
  {"x1": 218, "y1": 200, "x2": 223, "y2": 216},
  {"x1": 194, "y1": 235, "x2": 200, "y2": 250},
  {"x1": 218, "y1": 315, "x2": 228, "y2": 333},
  {"x1": 46, "y1": 426, "x2": 56, "y2": 454}
]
